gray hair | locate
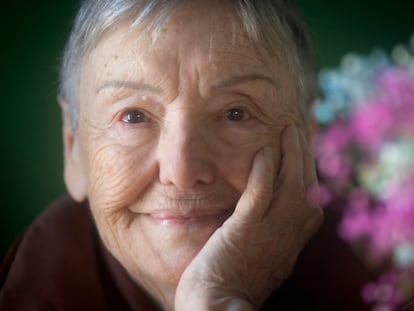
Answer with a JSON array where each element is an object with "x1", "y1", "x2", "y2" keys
[{"x1": 59, "y1": 0, "x2": 316, "y2": 130}]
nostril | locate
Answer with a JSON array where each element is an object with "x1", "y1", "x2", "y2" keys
[
  {"x1": 159, "y1": 159, "x2": 215, "y2": 189},
  {"x1": 157, "y1": 118, "x2": 215, "y2": 189},
  {"x1": 157, "y1": 148, "x2": 215, "y2": 189}
]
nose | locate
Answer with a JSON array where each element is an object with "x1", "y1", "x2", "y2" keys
[{"x1": 157, "y1": 112, "x2": 215, "y2": 190}]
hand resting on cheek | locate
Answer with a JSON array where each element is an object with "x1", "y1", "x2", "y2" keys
[{"x1": 175, "y1": 124, "x2": 324, "y2": 310}]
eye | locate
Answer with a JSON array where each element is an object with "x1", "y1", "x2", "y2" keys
[
  {"x1": 225, "y1": 108, "x2": 249, "y2": 121},
  {"x1": 121, "y1": 109, "x2": 148, "y2": 124}
]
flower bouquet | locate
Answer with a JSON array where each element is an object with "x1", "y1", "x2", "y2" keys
[{"x1": 313, "y1": 34, "x2": 414, "y2": 310}]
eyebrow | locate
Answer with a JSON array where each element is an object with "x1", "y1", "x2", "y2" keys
[
  {"x1": 96, "y1": 80, "x2": 162, "y2": 95},
  {"x1": 212, "y1": 73, "x2": 278, "y2": 90},
  {"x1": 96, "y1": 73, "x2": 277, "y2": 95}
]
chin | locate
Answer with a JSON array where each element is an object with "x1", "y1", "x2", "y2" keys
[{"x1": 110, "y1": 213, "x2": 223, "y2": 291}]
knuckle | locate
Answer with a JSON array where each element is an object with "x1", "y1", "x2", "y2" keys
[
  {"x1": 282, "y1": 179, "x2": 305, "y2": 196},
  {"x1": 283, "y1": 183, "x2": 307, "y2": 206}
]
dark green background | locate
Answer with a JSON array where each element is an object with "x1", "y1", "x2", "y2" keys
[{"x1": 1, "y1": 1, "x2": 413, "y2": 259}]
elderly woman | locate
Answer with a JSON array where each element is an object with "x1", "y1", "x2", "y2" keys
[{"x1": 0, "y1": 0, "x2": 402, "y2": 310}]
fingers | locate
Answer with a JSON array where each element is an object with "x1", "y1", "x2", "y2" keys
[
  {"x1": 273, "y1": 123, "x2": 323, "y2": 230},
  {"x1": 233, "y1": 123, "x2": 321, "y2": 224},
  {"x1": 233, "y1": 147, "x2": 274, "y2": 222},
  {"x1": 277, "y1": 124, "x2": 303, "y2": 188},
  {"x1": 277, "y1": 124, "x2": 319, "y2": 198}
]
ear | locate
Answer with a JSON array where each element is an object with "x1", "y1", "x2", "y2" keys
[{"x1": 59, "y1": 97, "x2": 88, "y2": 202}]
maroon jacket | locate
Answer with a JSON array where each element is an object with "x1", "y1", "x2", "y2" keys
[{"x1": 1, "y1": 195, "x2": 413, "y2": 310}]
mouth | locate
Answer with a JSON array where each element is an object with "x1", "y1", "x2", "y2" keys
[{"x1": 145, "y1": 208, "x2": 234, "y2": 226}]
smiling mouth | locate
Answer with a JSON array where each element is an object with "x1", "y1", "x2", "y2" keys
[{"x1": 145, "y1": 209, "x2": 234, "y2": 226}]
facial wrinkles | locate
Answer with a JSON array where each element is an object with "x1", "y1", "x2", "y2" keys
[
  {"x1": 85, "y1": 7, "x2": 293, "y2": 212},
  {"x1": 87, "y1": 143, "x2": 140, "y2": 211},
  {"x1": 80, "y1": 50, "x2": 155, "y2": 218},
  {"x1": 87, "y1": 28, "x2": 170, "y2": 103},
  {"x1": 164, "y1": 45, "x2": 285, "y2": 194},
  {"x1": 220, "y1": 24, "x2": 301, "y2": 127},
  {"x1": 72, "y1": 7, "x2": 310, "y2": 310},
  {"x1": 208, "y1": 33, "x2": 300, "y2": 129},
  {"x1": 84, "y1": 111, "x2": 158, "y2": 215},
  {"x1": 129, "y1": 182, "x2": 240, "y2": 215},
  {"x1": 82, "y1": 23, "x2": 298, "y2": 219},
  {"x1": 153, "y1": 28, "x2": 257, "y2": 163},
  {"x1": 167, "y1": 1, "x2": 266, "y2": 99}
]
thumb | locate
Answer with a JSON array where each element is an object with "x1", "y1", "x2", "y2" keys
[{"x1": 232, "y1": 147, "x2": 274, "y2": 222}]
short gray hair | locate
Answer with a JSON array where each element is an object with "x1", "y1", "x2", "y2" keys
[{"x1": 59, "y1": 0, "x2": 316, "y2": 130}]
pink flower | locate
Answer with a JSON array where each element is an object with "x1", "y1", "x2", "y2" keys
[
  {"x1": 315, "y1": 38, "x2": 414, "y2": 311},
  {"x1": 351, "y1": 100, "x2": 395, "y2": 150},
  {"x1": 317, "y1": 121, "x2": 353, "y2": 154}
]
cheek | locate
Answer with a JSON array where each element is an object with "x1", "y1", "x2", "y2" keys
[
  {"x1": 210, "y1": 124, "x2": 283, "y2": 192},
  {"x1": 86, "y1": 139, "x2": 156, "y2": 213}
]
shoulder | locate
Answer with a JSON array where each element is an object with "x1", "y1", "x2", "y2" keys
[{"x1": 0, "y1": 195, "x2": 110, "y2": 310}]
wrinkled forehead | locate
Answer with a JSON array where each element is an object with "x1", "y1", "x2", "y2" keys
[
  {"x1": 82, "y1": 3, "x2": 293, "y2": 101},
  {"x1": 80, "y1": 1, "x2": 298, "y2": 116},
  {"x1": 87, "y1": 0, "x2": 285, "y2": 67}
]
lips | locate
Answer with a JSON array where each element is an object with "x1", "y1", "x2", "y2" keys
[
  {"x1": 128, "y1": 185, "x2": 240, "y2": 227},
  {"x1": 146, "y1": 208, "x2": 234, "y2": 226}
]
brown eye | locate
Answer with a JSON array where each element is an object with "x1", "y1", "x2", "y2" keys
[
  {"x1": 121, "y1": 110, "x2": 148, "y2": 124},
  {"x1": 225, "y1": 108, "x2": 246, "y2": 121}
]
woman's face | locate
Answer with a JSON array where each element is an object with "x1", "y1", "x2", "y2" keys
[{"x1": 64, "y1": 0, "x2": 300, "y2": 302}]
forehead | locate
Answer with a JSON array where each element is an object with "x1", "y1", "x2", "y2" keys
[
  {"x1": 90, "y1": 1, "x2": 286, "y2": 67},
  {"x1": 81, "y1": 1, "x2": 295, "y2": 101}
]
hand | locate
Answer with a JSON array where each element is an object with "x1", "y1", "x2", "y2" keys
[{"x1": 175, "y1": 124, "x2": 324, "y2": 311}]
